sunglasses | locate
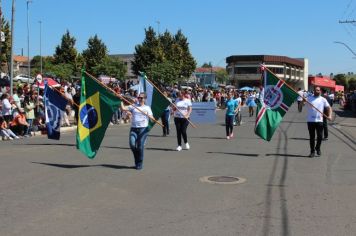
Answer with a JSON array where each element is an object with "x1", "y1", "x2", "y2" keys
[{"x1": 138, "y1": 97, "x2": 145, "y2": 99}]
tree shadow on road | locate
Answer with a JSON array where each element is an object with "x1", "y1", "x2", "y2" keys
[
  {"x1": 32, "y1": 162, "x2": 134, "y2": 169},
  {"x1": 206, "y1": 151, "x2": 259, "y2": 157}
]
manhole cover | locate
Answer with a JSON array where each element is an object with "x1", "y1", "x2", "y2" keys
[{"x1": 199, "y1": 176, "x2": 246, "y2": 185}]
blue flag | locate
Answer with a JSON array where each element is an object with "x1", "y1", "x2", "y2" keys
[{"x1": 44, "y1": 83, "x2": 68, "y2": 139}]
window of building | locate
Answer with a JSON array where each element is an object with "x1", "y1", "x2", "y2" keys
[{"x1": 236, "y1": 67, "x2": 258, "y2": 74}]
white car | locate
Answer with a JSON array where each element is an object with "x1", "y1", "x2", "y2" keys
[{"x1": 13, "y1": 74, "x2": 35, "y2": 83}]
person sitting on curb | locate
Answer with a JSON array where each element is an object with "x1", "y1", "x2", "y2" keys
[
  {"x1": 9, "y1": 109, "x2": 29, "y2": 137},
  {"x1": 0, "y1": 116, "x2": 20, "y2": 140}
]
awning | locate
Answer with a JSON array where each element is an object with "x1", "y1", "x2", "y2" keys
[
  {"x1": 35, "y1": 78, "x2": 60, "y2": 89},
  {"x1": 335, "y1": 85, "x2": 344, "y2": 92},
  {"x1": 308, "y1": 76, "x2": 335, "y2": 89}
]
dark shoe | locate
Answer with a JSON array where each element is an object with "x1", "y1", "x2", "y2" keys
[
  {"x1": 316, "y1": 150, "x2": 321, "y2": 156},
  {"x1": 323, "y1": 137, "x2": 328, "y2": 140},
  {"x1": 309, "y1": 152, "x2": 315, "y2": 158},
  {"x1": 135, "y1": 163, "x2": 143, "y2": 170}
]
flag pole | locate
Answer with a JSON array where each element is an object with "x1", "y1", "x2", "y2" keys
[
  {"x1": 261, "y1": 66, "x2": 332, "y2": 120},
  {"x1": 84, "y1": 71, "x2": 164, "y2": 128},
  {"x1": 142, "y1": 74, "x2": 197, "y2": 128}
]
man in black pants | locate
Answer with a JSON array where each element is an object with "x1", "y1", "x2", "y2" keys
[{"x1": 306, "y1": 87, "x2": 332, "y2": 157}]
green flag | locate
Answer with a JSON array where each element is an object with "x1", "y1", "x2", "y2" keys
[
  {"x1": 138, "y1": 73, "x2": 171, "y2": 130},
  {"x1": 255, "y1": 69, "x2": 299, "y2": 141},
  {"x1": 76, "y1": 72, "x2": 121, "y2": 158}
]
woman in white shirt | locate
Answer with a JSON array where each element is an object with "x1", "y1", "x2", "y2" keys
[
  {"x1": 173, "y1": 91, "x2": 192, "y2": 151},
  {"x1": 121, "y1": 92, "x2": 153, "y2": 170},
  {"x1": 1, "y1": 93, "x2": 13, "y2": 123}
]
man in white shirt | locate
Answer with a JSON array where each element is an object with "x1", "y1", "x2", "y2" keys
[{"x1": 306, "y1": 86, "x2": 332, "y2": 157}]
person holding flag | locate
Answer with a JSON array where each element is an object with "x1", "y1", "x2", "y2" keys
[
  {"x1": 225, "y1": 91, "x2": 239, "y2": 139},
  {"x1": 306, "y1": 86, "x2": 332, "y2": 157},
  {"x1": 121, "y1": 92, "x2": 153, "y2": 170},
  {"x1": 173, "y1": 91, "x2": 192, "y2": 151}
]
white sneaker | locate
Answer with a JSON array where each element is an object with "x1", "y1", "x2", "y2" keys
[
  {"x1": 176, "y1": 146, "x2": 182, "y2": 151},
  {"x1": 15, "y1": 136, "x2": 20, "y2": 139},
  {"x1": 227, "y1": 136, "x2": 230, "y2": 140},
  {"x1": 8, "y1": 137, "x2": 13, "y2": 140},
  {"x1": 185, "y1": 143, "x2": 190, "y2": 150}
]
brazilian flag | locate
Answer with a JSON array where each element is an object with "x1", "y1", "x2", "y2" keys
[{"x1": 76, "y1": 72, "x2": 121, "y2": 159}]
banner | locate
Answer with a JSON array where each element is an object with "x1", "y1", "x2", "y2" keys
[{"x1": 190, "y1": 102, "x2": 216, "y2": 124}]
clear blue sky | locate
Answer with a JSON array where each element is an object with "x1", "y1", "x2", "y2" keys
[{"x1": 2, "y1": 0, "x2": 356, "y2": 75}]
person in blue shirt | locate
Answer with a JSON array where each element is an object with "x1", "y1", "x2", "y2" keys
[{"x1": 225, "y1": 92, "x2": 239, "y2": 139}]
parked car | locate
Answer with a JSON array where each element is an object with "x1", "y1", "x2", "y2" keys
[{"x1": 13, "y1": 74, "x2": 35, "y2": 83}]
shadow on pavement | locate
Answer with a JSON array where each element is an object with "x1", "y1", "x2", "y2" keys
[
  {"x1": 289, "y1": 137, "x2": 309, "y2": 141},
  {"x1": 265, "y1": 153, "x2": 309, "y2": 158},
  {"x1": 20, "y1": 143, "x2": 76, "y2": 147},
  {"x1": 146, "y1": 147, "x2": 176, "y2": 152},
  {"x1": 206, "y1": 151, "x2": 259, "y2": 157},
  {"x1": 335, "y1": 109, "x2": 356, "y2": 118},
  {"x1": 32, "y1": 162, "x2": 134, "y2": 169},
  {"x1": 192, "y1": 136, "x2": 227, "y2": 140}
]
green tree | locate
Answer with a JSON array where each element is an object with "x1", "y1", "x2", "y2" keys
[
  {"x1": 333, "y1": 74, "x2": 348, "y2": 88},
  {"x1": 53, "y1": 30, "x2": 77, "y2": 65},
  {"x1": 146, "y1": 60, "x2": 178, "y2": 85},
  {"x1": 174, "y1": 29, "x2": 196, "y2": 78},
  {"x1": 215, "y1": 69, "x2": 228, "y2": 84},
  {"x1": 348, "y1": 78, "x2": 356, "y2": 90},
  {"x1": 201, "y1": 62, "x2": 213, "y2": 68},
  {"x1": 92, "y1": 57, "x2": 127, "y2": 79},
  {"x1": 30, "y1": 55, "x2": 55, "y2": 76},
  {"x1": 132, "y1": 27, "x2": 196, "y2": 84},
  {"x1": 132, "y1": 27, "x2": 163, "y2": 75},
  {"x1": 0, "y1": 16, "x2": 11, "y2": 71},
  {"x1": 74, "y1": 53, "x2": 85, "y2": 75},
  {"x1": 82, "y1": 34, "x2": 108, "y2": 73},
  {"x1": 46, "y1": 63, "x2": 74, "y2": 81}
]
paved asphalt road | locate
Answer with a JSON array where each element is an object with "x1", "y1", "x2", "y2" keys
[{"x1": 0, "y1": 104, "x2": 356, "y2": 236}]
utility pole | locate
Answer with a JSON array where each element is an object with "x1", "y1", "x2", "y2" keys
[
  {"x1": 10, "y1": 0, "x2": 15, "y2": 96},
  {"x1": 27, "y1": 0, "x2": 32, "y2": 83},
  {"x1": 39, "y1": 20, "x2": 42, "y2": 75}
]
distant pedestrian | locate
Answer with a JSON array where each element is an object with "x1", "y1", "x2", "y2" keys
[
  {"x1": 306, "y1": 86, "x2": 332, "y2": 157},
  {"x1": 225, "y1": 92, "x2": 239, "y2": 139},
  {"x1": 161, "y1": 91, "x2": 172, "y2": 137},
  {"x1": 246, "y1": 91, "x2": 257, "y2": 116},
  {"x1": 173, "y1": 91, "x2": 192, "y2": 151},
  {"x1": 297, "y1": 88, "x2": 304, "y2": 112}
]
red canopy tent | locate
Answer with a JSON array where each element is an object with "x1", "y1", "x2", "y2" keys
[
  {"x1": 308, "y1": 76, "x2": 335, "y2": 90},
  {"x1": 335, "y1": 85, "x2": 344, "y2": 92},
  {"x1": 35, "y1": 78, "x2": 60, "y2": 89}
]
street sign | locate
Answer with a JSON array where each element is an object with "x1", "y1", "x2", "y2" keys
[{"x1": 36, "y1": 74, "x2": 43, "y2": 83}]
